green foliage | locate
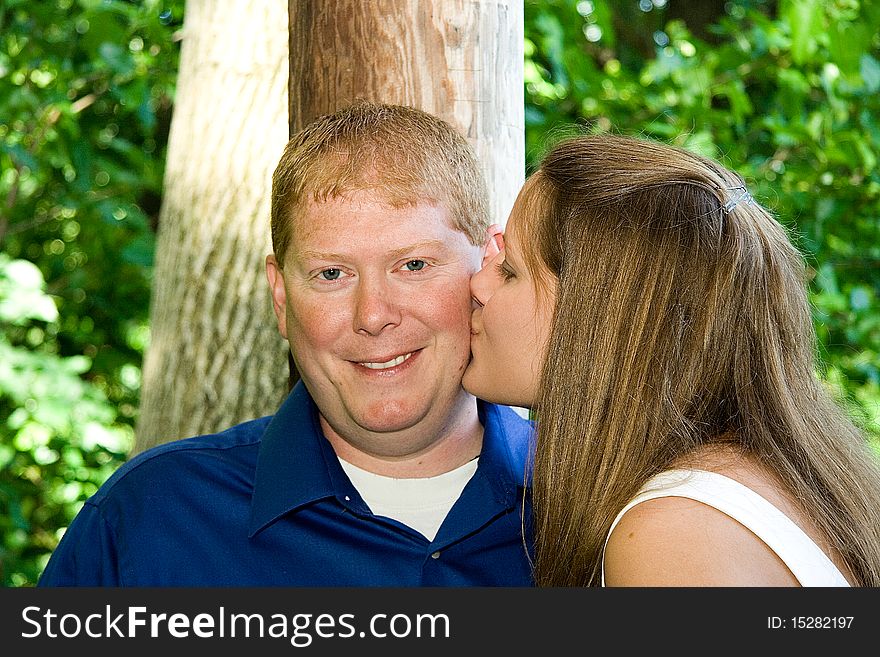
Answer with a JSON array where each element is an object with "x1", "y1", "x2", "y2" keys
[
  {"x1": 0, "y1": 0, "x2": 184, "y2": 585},
  {"x1": 0, "y1": 255, "x2": 132, "y2": 586},
  {"x1": 523, "y1": 0, "x2": 880, "y2": 445},
  {"x1": 2, "y1": 0, "x2": 878, "y2": 586}
]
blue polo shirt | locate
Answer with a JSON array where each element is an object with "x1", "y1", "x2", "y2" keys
[{"x1": 38, "y1": 382, "x2": 535, "y2": 586}]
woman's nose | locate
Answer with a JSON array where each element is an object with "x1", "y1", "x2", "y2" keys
[{"x1": 470, "y1": 252, "x2": 501, "y2": 307}]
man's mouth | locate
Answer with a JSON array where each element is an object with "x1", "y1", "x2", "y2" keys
[{"x1": 357, "y1": 352, "x2": 414, "y2": 370}]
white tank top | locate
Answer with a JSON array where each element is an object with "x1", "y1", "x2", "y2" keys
[{"x1": 601, "y1": 469, "x2": 850, "y2": 586}]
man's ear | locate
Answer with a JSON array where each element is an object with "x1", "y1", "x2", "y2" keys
[
  {"x1": 482, "y1": 223, "x2": 504, "y2": 268},
  {"x1": 265, "y1": 254, "x2": 288, "y2": 339}
]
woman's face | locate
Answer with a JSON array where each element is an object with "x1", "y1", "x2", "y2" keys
[{"x1": 463, "y1": 180, "x2": 557, "y2": 409}]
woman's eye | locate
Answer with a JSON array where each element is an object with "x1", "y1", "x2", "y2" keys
[
  {"x1": 403, "y1": 259, "x2": 427, "y2": 272},
  {"x1": 319, "y1": 268, "x2": 343, "y2": 281},
  {"x1": 496, "y1": 260, "x2": 515, "y2": 280}
]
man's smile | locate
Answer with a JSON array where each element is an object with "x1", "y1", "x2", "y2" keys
[{"x1": 356, "y1": 351, "x2": 415, "y2": 370}]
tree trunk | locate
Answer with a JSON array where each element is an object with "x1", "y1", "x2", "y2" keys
[
  {"x1": 288, "y1": 0, "x2": 525, "y2": 230},
  {"x1": 134, "y1": 0, "x2": 290, "y2": 454}
]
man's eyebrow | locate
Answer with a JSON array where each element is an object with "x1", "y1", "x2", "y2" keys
[
  {"x1": 296, "y1": 249, "x2": 342, "y2": 262},
  {"x1": 298, "y1": 240, "x2": 451, "y2": 262},
  {"x1": 386, "y1": 240, "x2": 451, "y2": 260}
]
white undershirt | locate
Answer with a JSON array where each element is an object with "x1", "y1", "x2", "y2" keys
[{"x1": 338, "y1": 457, "x2": 479, "y2": 541}]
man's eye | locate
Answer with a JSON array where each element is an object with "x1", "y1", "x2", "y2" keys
[
  {"x1": 319, "y1": 268, "x2": 342, "y2": 281},
  {"x1": 403, "y1": 259, "x2": 427, "y2": 272}
]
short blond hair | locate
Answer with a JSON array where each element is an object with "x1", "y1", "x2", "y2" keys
[{"x1": 270, "y1": 101, "x2": 489, "y2": 263}]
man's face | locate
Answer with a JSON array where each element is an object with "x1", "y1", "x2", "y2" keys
[{"x1": 266, "y1": 191, "x2": 482, "y2": 459}]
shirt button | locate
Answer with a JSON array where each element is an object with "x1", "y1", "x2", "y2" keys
[
  {"x1": 431, "y1": 551, "x2": 441, "y2": 559},
  {"x1": 344, "y1": 496, "x2": 350, "y2": 501}
]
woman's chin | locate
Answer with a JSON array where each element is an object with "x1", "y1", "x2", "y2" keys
[
  {"x1": 461, "y1": 364, "x2": 495, "y2": 402},
  {"x1": 462, "y1": 365, "x2": 531, "y2": 409}
]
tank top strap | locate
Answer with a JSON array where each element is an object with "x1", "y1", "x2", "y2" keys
[{"x1": 601, "y1": 469, "x2": 849, "y2": 586}]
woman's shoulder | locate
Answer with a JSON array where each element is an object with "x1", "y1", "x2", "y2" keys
[
  {"x1": 604, "y1": 445, "x2": 851, "y2": 586},
  {"x1": 603, "y1": 447, "x2": 823, "y2": 586},
  {"x1": 603, "y1": 474, "x2": 802, "y2": 586}
]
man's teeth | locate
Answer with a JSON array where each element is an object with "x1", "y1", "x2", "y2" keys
[{"x1": 360, "y1": 352, "x2": 413, "y2": 370}]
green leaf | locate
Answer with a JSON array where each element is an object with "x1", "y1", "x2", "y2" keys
[
  {"x1": 861, "y1": 55, "x2": 880, "y2": 93},
  {"x1": 830, "y1": 22, "x2": 871, "y2": 78},
  {"x1": 850, "y1": 287, "x2": 872, "y2": 312},
  {"x1": 0, "y1": 257, "x2": 59, "y2": 324},
  {"x1": 784, "y1": 0, "x2": 822, "y2": 65}
]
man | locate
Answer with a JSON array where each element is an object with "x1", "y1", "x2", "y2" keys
[{"x1": 38, "y1": 102, "x2": 534, "y2": 586}]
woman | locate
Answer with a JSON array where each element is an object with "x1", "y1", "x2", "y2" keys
[{"x1": 464, "y1": 133, "x2": 880, "y2": 586}]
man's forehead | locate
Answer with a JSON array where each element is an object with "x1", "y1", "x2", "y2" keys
[
  {"x1": 286, "y1": 197, "x2": 474, "y2": 264},
  {"x1": 291, "y1": 193, "x2": 454, "y2": 236}
]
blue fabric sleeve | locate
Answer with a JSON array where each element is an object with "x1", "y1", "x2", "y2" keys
[{"x1": 37, "y1": 502, "x2": 121, "y2": 586}]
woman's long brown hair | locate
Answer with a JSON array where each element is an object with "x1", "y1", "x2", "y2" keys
[{"x1": 526, "y1": 133, "x2": 880, "y2": 586}]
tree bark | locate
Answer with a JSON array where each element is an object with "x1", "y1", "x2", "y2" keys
[
  {"x1": 288, "y1": 0, "x2": 525, "y2": 230},
  {"x1": 134, "y1": 0, "x2": 290, "y2": 453}
]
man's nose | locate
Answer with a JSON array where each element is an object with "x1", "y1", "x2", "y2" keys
[{"x1": 353, "y1": 276, "x2": 402, "y2": 335}]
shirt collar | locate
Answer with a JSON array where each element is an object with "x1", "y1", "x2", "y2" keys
[
  {"x1": 248, "y1": 381, "x2": 353, "y2": 537},
  {"x1": 473, "y1": 400, "x2": 534, "y2": 497},
  {"x1": 248, "y1": 381, "x2": 534, "y2": 537},
  {"x1": 429, "y1": 400, "x2": 534, "y2": 546}
]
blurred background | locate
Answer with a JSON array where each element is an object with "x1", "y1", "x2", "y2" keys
[{"x1": 1, "y1": 0, "x2": 878, "y2": 586}]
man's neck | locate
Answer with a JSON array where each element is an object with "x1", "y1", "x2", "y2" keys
[{"x1": 319, "y1": 398, "x2": 484, "y2": 478}]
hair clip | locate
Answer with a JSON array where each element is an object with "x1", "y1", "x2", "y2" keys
[{"x1": 722, "y1": 185, "x2": 754, "y2": 214}]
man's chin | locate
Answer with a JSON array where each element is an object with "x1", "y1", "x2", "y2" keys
[{"x1": 352, "y1": 399, "x2": 432, "y2": 435}]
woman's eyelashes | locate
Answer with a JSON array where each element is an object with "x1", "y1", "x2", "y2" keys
[{"x1": 496, "y1": 258, "x2": 516, "y2": 281}]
